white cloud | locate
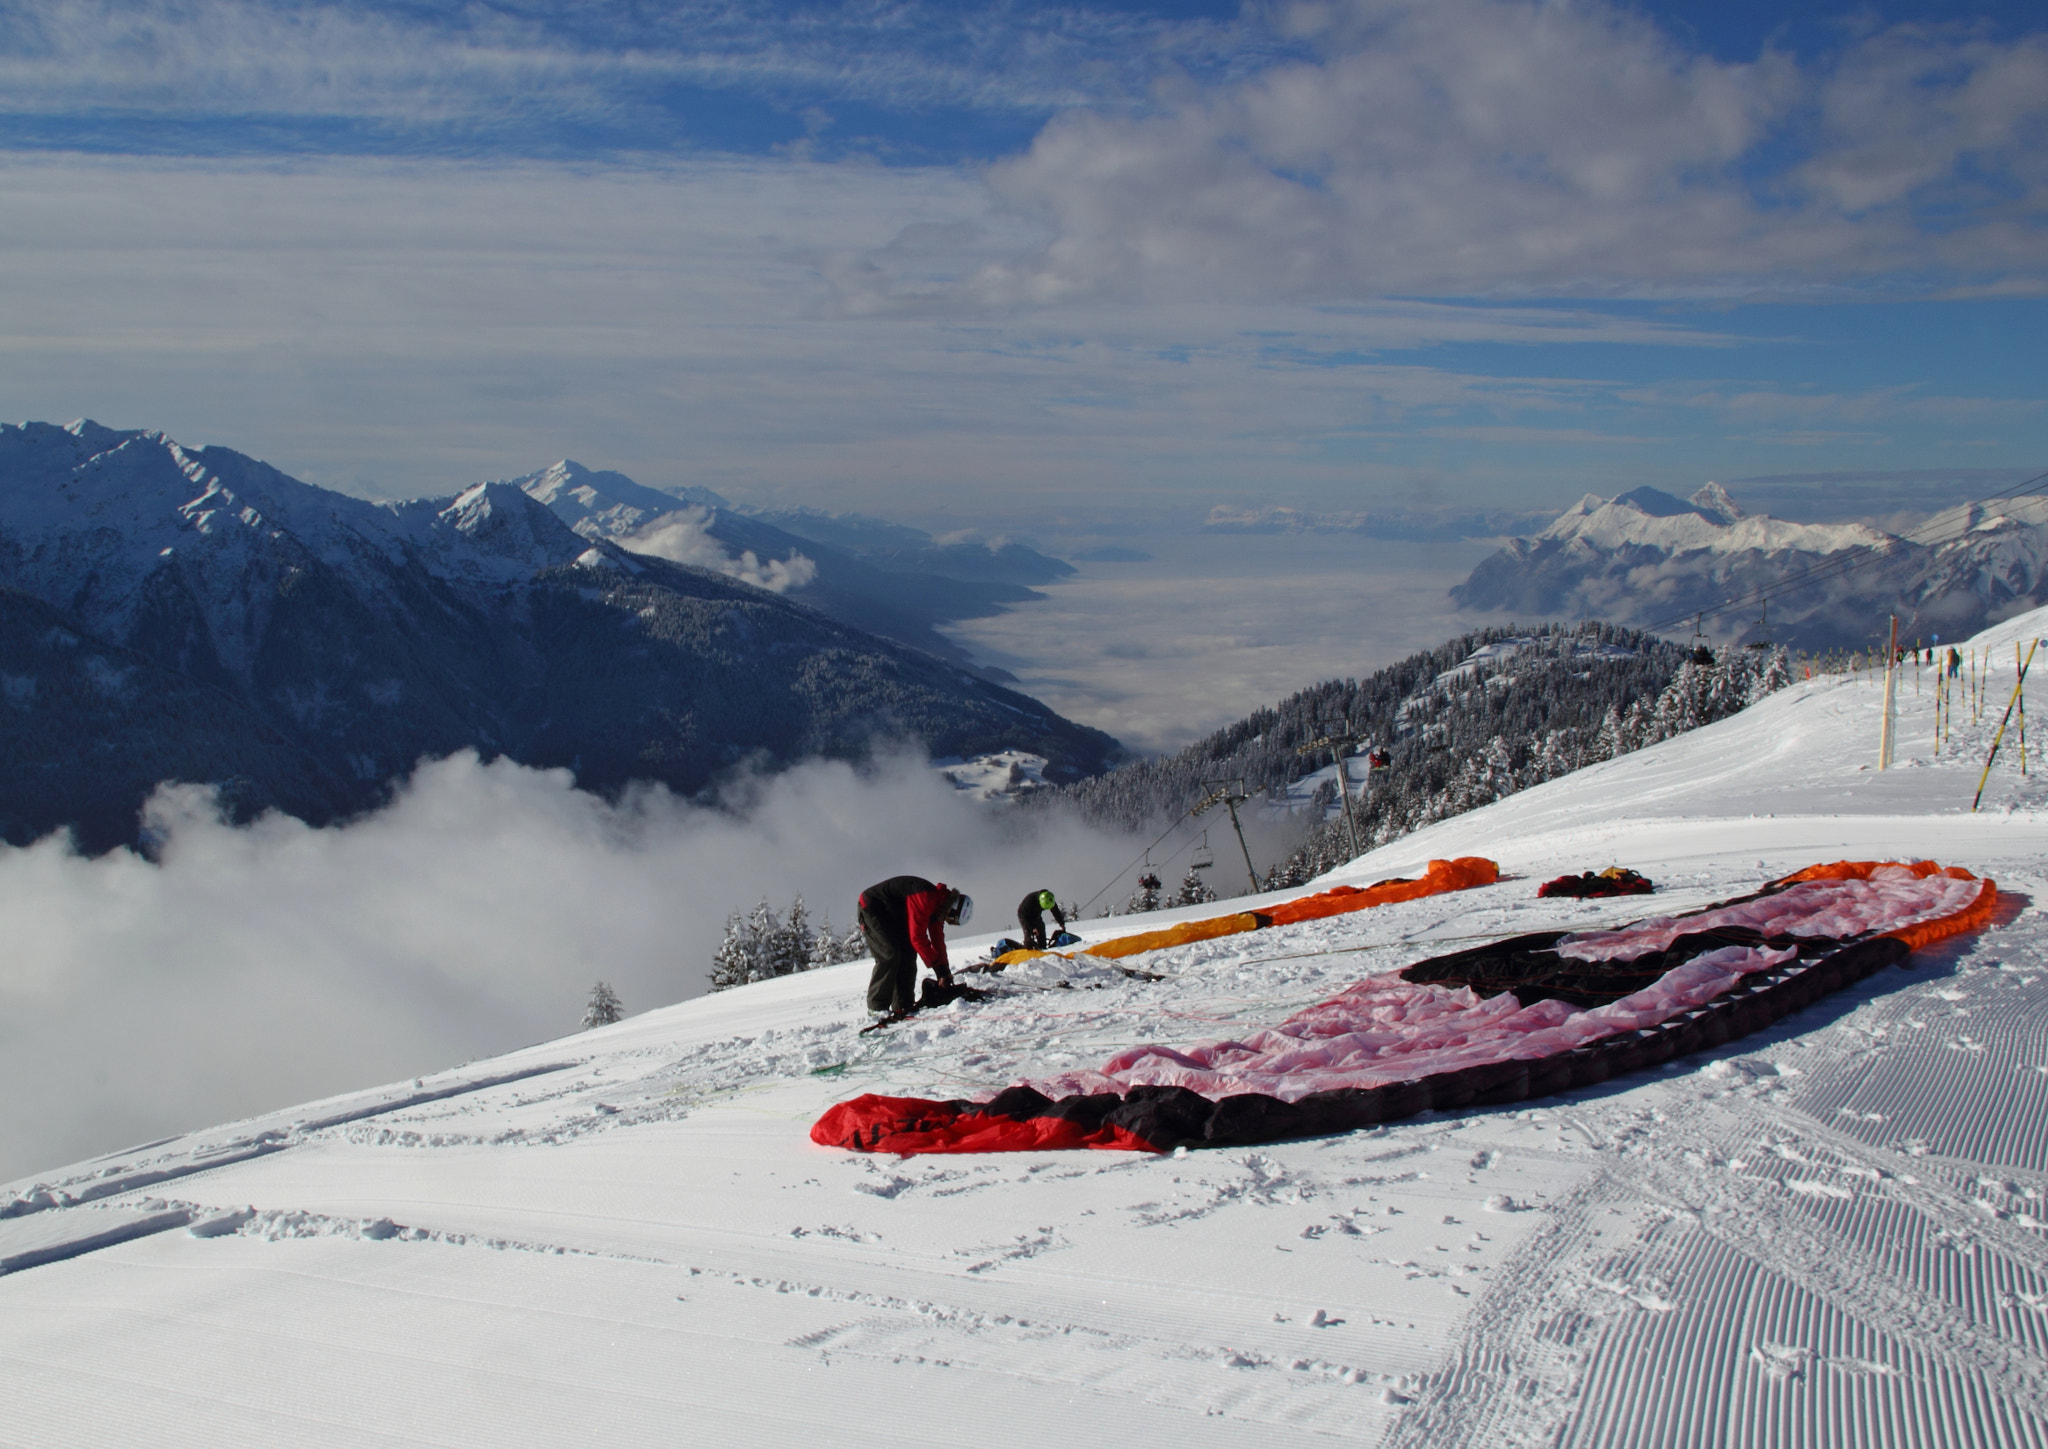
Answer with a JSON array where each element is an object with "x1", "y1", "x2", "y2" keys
[
  {"x1": 0, "y1": 9, "x2": 2040, "y2": 523},
  {"x1": 621, "y1": 507, "x2": 818, "y2": 591},
  {"x1": 0, "y1": 152, "x2": 1755, "y2": 513},
  {"x1": 1801, "y1": 25, "x2": 2048, "y2": 218},
  {"x1": 861, "y1": 0, "x2": 2048, "y2": 308},
  {"x1": 0, "y1": 746, "x2": 1153, "y2": 1183}
]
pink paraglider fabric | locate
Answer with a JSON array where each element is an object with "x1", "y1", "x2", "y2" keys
[
  {"x1": 1554, "y1": 870, "x2": 1986, "y2": 962},
  {"x1": 1018, "y1": 943, "x2": 1797, "y2": 1104},
  {"x1": 1016, "y1": 867, "x2": 1987, "y2": 1106}
]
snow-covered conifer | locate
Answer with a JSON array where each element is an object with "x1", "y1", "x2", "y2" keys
[
  {"x1": 708, "y1": 905, "x2": 767, "y2": 991},
  {"x1": 581, "y1": 980, "x2": 624, "y2": 1029},
  {"x1": 767, "y1": 897, "x2": 812, "y2": 979},
  {"x1": 808, "y1": 912, "x2": 865, "y2": 968},
  {"x1": 712, "y1": 898, "x2": 870, "y2": 989}
]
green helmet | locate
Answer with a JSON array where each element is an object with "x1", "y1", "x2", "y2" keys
[{"x1": 1037, "y1": 890, "x2": 1057, "y2": 911}]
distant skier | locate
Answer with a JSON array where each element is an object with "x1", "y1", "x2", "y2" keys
[
  {"x1": 1016, "y1": 889, "x2": 1068, "y2": 951},
  {"x1": 857, "y1": 876, "x2": 972, "y2": 1020}
]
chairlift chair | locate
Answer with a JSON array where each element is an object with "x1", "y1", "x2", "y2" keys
[
  {"x1": 1743, "y1": 596, "x2": 1773, "y2": 651},
  {"x1": 1690, "y1": 612, "x2": 1715, "y2": 665},
  {"x1": 1191, "y1": 832, "x2": 1215, "y2": 871}
]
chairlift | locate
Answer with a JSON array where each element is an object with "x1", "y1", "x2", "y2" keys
[
  {"x1": 1743, "y1": 597, "x2": 1773, "y2": 651},
  {"x1": 1191, "y1": 832, "x2": 1215, "y2": 871},
  {"x1": 1690, "y1": 612, "x2": 1714, "y2": 665}
]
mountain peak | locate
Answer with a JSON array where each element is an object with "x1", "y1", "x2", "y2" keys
[
  {"x1": 61, "y1": 418, "x2": 142, "y2": 453},
  {"x1": 502, "y1": 461, "x2": 726, "y2": 540},
  {"x1": 436, "y1": 481, "x2": 587, "y2": 571},
  {"x1": 1689, "y1": 482, "x2": 1745, "y2": 524},
  {"x1": 1609, "y1": 486, "x2": 1710, "y2": 520}
]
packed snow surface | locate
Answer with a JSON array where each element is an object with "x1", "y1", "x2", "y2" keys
[{"x1": 8, "y1": 612, "x2": 2048, "y2": 1445}]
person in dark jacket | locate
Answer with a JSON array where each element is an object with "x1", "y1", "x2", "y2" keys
[
  {"x1": 1016, "y1": 888, "x2": 1067, "y2": 950},
  {"x1": 858, "y1": 875, "x2": 972, "y2": 1018}
]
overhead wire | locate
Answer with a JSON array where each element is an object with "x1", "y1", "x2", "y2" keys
[{"x1": 1072, "y1": 802, "x2": 1208, "y2": 916}]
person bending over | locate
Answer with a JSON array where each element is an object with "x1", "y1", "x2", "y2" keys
[
  {"x1": 858, "y1": 875, "x2": 971, "y2": 1018},
  {"x1": 1016, "y1": 888, "x2": 1068, "y2": 951}
]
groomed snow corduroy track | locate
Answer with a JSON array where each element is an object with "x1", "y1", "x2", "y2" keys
[{"x1": 6, "y1": 611, "x2": 2048, "y2": 1447}]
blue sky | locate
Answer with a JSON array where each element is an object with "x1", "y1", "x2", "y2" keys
[{"x1": 0, "y1": 0, "x2": 2042, "y2": 529}]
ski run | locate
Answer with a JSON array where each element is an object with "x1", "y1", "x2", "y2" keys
[{"x1": 9, "y1": 608, "x2": 2048, "y2": 1447}]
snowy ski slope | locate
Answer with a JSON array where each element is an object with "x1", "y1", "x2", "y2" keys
[{"x1": 6, "y1": 613, "x2": 2048, "y2": 1446}]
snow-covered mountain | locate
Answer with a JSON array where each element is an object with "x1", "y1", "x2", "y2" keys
[
  {"x1": 507, "y1": 458, "x2": 729, "y2": 539},
  {"x1": 6, "y1": 605, "x2": 2046, "y2": 1446},
  {"x1": 0, "y1": 421, "x2": 1117, "y2": 848},
  {"x1": 502, "y1": 459, "x2": 1064, "y2": 673},
  {"x1": 1453, "y1": 482, "x2": 2048, "y2": 649}
]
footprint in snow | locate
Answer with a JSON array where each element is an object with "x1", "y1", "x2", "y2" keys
[
  {"x1": 854, "y1": 1176, "x2": 916, "y2": 1199},
  {"x1": 1752, "y1": 1342, "x2": 1813, "y2": 1382}
]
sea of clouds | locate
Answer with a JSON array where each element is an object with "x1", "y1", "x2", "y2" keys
[{"x1": 0, "y1": 747, "x2": 1151, "y2": 1184}]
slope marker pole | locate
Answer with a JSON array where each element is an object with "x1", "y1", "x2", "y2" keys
[
  {"x1": 1878, "y1": 614, "x2": 1898, "y2": 771},
  {"x1": 1973, "y1": 638, "x2": 2039, "y2": 811}
]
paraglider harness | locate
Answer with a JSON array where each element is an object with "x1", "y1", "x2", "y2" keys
[{"x1": 1536, "y1": 866, "x2": 1655, "y2": 899}]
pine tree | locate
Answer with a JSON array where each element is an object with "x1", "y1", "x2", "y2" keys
[
  {"x1": 708, "y1": 909, "x2": 759, "y2": 991},
  {"x1": 1171, "y1": 868, "x2": 1218, "y2": 907},
  {"x1": 710, "y1": 898, "x2": 872, "y2": 990},
  {"x1": 808, "y1": 913, "x2": 866, "y2": 968},
  {"x1": 581, "y1": 980, "x2": 623, "y2": 1029},
  {"x1": 743, "y1": 899, "x2": 779, "y2": 982},
  {"x1": 766, "y1": 896, "x2": 812, "y2": 979}
]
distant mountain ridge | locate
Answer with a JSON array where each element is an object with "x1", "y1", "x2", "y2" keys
[
  {"x1": 500, "y1": 459, "x2": 1065, "y2": 674},
  {"x1": 0, "y1": 421, "x2": 1118, "y2": 849},
  {"x1": 1452, "y1": 483, "x2": 2048, "y2": 649}
]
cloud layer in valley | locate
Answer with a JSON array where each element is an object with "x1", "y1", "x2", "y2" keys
[
  {"x1": 945, "y1": 530, "x2": 1504, "y2": 752},
  {"x1": 0, "y1": 747, "x2": 1151, "y2": 1184},
  {"x1": 622, "y1": 508, "x2": 818, "y2": 591}
]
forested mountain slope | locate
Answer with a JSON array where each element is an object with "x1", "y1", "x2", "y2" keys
[
  {"x1": 1048, "y1": 622, "x2": 1790, "y2": 893},
  {"x1": 0, "y1": 421, "x2": 1118, "y2": 848}
]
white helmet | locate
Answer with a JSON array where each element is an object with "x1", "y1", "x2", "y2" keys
[{"x1": 947, "y1": 891, "x2": 973, "y2": 927}]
